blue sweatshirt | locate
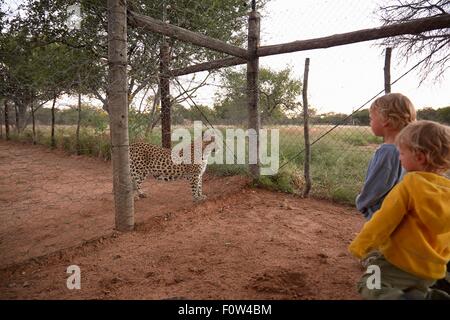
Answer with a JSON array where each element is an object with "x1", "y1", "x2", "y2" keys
[{"x1": 356, "y1": 144, "x2": 404, "y2": 219}]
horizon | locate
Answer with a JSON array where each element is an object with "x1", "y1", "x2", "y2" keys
[{"x1": 42, "y1": 92, "x2": 450, "y2": 117}]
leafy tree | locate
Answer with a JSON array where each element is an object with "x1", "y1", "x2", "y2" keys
[
  {"x1": 417, "y1": 106, "x2": 450, "y2": 124},
  {"x1": 352, "y1": 109, "x2": 370, "y2": 126},
  {"x1": 1, "y1": 0, "x2": 103, "y2": 131},
  {"x1": 214, "y1": 66, "x2": 303, "y2": 125},
  {"x1": 312, "y1": 112, "x2": 349, "y2": 125},
  {"x1": 437, "y1": 106, "x2": 450, "y2": 124},
  {"x1": 34, "y1": 104, "x2": 108, "y2": 128},
  {"x1": 2, "y1": 0, "x2": 266, "y2": 114},
  {"x1": 417, "y1": 107, "x2": 439, "y2": 121}
]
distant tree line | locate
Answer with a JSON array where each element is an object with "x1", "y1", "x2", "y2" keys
[
  {"x1": 0, "y1": 105, "x2": 108, "y2": 130},
  {"x1": 415, "y1": 107, "x2": 450, "y2": 124},
  {"x1": 311, "y1": 107, "x2": 450, "y2": 126},
  {"x1": 2, "y1": 104, "x2": 447, "y2": 131}
]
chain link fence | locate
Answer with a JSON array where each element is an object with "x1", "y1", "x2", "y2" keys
[{"x1": 1, "y1": 0, "x2": 449, "y2": 207}]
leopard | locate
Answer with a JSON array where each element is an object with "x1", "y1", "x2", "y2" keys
[{"x1": 129, "y1": 137, "x2": 216, "y2": 202}]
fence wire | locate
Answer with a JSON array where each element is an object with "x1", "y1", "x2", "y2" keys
[{"x1": 1, "y1": 0, "x2": 449, "y2": 206}]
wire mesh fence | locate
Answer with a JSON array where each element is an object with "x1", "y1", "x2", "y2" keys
[{"x1": 1, "y1": 0, "x2": 449, "y2": 206}]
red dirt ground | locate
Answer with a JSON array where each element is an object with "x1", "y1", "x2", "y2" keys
[{"x1": 0, "y1": 140, "x2": 365, "y2": 299}]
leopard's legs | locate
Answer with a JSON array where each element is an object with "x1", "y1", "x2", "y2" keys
[
  {"x1": 130, "y1": 166, "x2": 148, "y2": 199},
  {"x1": 190, "y1": 173, "x2": 206, "y2": 202},
  {"x1": 196, "y1": 174, "x2": 203, "y2": 199}
]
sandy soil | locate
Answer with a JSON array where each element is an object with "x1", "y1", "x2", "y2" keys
[{"x1": 0, "y1": 140, "x2": 365, "y2": 299}]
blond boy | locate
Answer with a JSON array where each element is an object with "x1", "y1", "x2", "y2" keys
[
  {"x1": 349, "y1": 120, "x2": 450, "y2": 300},
  {"x1": 356, "y1": 93, "x2": 416, "y2": 220}
]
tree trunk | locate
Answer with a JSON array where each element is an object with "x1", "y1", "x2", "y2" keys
[
  {"x1": 31, "y1": 102, "x2": 36, "y2": 145},
  {"x1": 384, "y1": 47, "x2": 392, "y2": 94},
  {"x1": 160, "y1": 42, "x2": 171, "y2": 148},
  {"x1": 76, "y1": 91, "x2": 82, "y2": 155},
  {"x1": 17, "y1": 104, "x2": 27, "y2": 133},
  {"x1": 51, "y1": 95, "x2": 57, "y2": 148},
  {"x1": 247, "y1": 10, "x2": 261, "y2": 179},
  {"x1": 108, "y1": 0, "x2": 134, "y2": 231},
  {"x1": 151, "y1": 114, "x2": 161, "y2": 131},
  {"x1": 302, "y1": 58, "x2": 312, "y2": 198},
  {"x1": 14, "y1": 104, "x2": 19, "y2": 133},
  {"x1": 138, "y1": 86, "x2": 150, "y2": 113},
  {"x1": 4, "y1": 100, "x2": 9, "y2": 140},
  {"x1": 0, "y1": 100, "x2": 3, "y2": 139},
  {"x1": 145, "y1": 88, "x2": 160, "y2": 136}
]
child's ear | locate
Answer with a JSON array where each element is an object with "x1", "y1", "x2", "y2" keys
[{"x1": 415, "y1": 151, "x2": 427, "y2": 166}]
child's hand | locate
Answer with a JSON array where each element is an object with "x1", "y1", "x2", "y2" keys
[{"x1": 360, "y1": 251, "x2": 381, "y2": 269}]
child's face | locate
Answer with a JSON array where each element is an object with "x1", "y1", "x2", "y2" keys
[
  {"x1": 398, "y1": 145, "x2": 426, "y2": 172},
  {"x1": 369, "y1": 108, "x2": 386, "y2": 137}
]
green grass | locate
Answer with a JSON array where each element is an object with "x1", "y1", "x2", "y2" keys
[
  {"x1": 3, "y1": 123, "x2": 379, "y2": 205},
  {"x1": 248, "y1": 125, "x2": 378, "y2": 203},
  {"x1": 8, "y1": 126, "x2": 112, "y2": 160}
]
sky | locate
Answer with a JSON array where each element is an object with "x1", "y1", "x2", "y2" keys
[
  {"x1": 189, "y1": 0, "x2": 450, "y2": 114},
  {"x1": 2, "y1": 0, "x2": 449, "y2": 114}
]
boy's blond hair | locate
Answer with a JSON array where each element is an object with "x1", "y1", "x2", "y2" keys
[
  {"x1": 370, "y1": 93, "x2": 416, "y2": 130},
  {"x1": 396, "y1": 120, "x2": 450, "y2": 173}
]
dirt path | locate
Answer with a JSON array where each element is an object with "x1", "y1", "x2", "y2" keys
[{"x1": 0, "y1": 140, "x2": 365, "y2": 299}]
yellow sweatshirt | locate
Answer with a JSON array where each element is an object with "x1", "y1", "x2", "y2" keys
[{"x1": 349, "y1": 171, "x2": 450, "y2": 280}]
